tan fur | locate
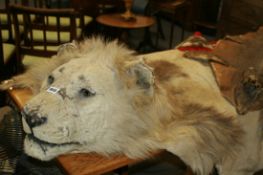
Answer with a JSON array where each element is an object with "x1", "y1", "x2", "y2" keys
[
  {"x1": 0, "y1": 37, "x2": 243, "y2": 175},
  {"x1": 211, "y1": 28, "x2": 263, "y2": 175},
  {"x1": 147, "y1": 60, "x2": 188, "y2": 82}
]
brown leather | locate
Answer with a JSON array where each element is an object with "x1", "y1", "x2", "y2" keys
[{"x1": 211, "y1": 62, "x2": 238, "y2": 105}]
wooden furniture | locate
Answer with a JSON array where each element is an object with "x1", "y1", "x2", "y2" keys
[
  {"x1": 96, "y1": 13, "x2": 155, "y2": 52},
  {"x1": 70, "y1": 0, "x2": 124, "y2": 17},
  {"x1": 0, "y1": 26, "x2": 15, "y2": 81},
  {"x1": 0, "y1": 24, "x2": 15, "y2": 106},
  {"x1": 57, "y1": 153, "x2": 134, "y2": 175},
  {"x1": 0, "y1": 28, "x2": 4, "y2": 81},
  {"x1": 149, "y1": 0, "x2": 190, "y2": 48},
  {"x1": 97, "y1": 13, "x2": 155, "y2": 29},
  {"x1": 0, "y1": 6, "x2": 16, "y2": 81},
  {"x1": 0, "y1": 0, "x2": 16, "y2": 43},
  {"x1": 218, "y1": 0, "x2": 263, "y2": 37},
  {"x1": 191, "y1": 0, "x2": 222, "y2": 35},
  {"x1": 121, "y1": 0, "x2": 135, "y2": 20},
  {"x1": 9, "y1": 4, "x2": 81, "y2": 72}
]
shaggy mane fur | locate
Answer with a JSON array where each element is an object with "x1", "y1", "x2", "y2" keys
[
  {"x1": 0, "y1": 37, "x2": 134, "y2": 93},
  {"x1": 0, "y1": 37, "x2": 244, "y2": 175}
]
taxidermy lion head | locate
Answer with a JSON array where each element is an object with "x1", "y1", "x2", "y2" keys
[{"x1": 0, "y1": 37, "x2": 243, "y2": 175}]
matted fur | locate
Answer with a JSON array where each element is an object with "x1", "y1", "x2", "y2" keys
[{"x1": 0, "y1": 37, "x2": 242, "y2": 175}]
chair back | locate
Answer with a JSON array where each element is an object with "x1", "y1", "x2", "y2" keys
[
  {"x1": 0, "y1": 0, "x2": 42, "y2": 43},
  {"x1": 0, "y1": 0, "x2": 23, "y2": 43},
  {"x1": 0, "y1": 25, "x2": 16, "y2": 80},
  {"x1": 0, "y1": 25, "x2": 4, "y2": 80},
  {"x1": 0, "y1": 2, "x2": 17, "y2": 80},
  {"x1": 9, "y1": 3, "x2": 78, "y2": 72}
]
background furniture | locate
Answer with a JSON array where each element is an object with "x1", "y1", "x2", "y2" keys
[
  {"x1": 0, "y1": 25, "x2": 15, "y2": 81},
  {"x1": 0, "y1": 21, "x2": 15, "y2": 107},
  {"x1": 218, "y1": 0, "x2": 263, "y2": 37},
  {"x1": 149, "y1": 0, "x2": 190, "y2": 48},
  {"x1": 97, "y1": 14, "x2": 155, "y2": 29},
  {"x1": 70, "y1": 0, "x2": 124, "y2": 17},
  {"x1": 9, "y1": 3, "x2": 80, "y2": 72},
  {"x1": 0, "y1": 16, "x2": 16, "y2": 80},
  {"x1": 96, "y1": 13, "x2": 155, "y2": 52},
  {"x1": 192, "y1": 0, "x2": 222, "y2": 36},
  {"x1": 0, "y1": 0, "x2": 16, "y2": 43}
]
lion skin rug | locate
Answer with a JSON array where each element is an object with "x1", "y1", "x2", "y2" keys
[{"x1": 1, "y1": 32, "x2": 258, "y2": 175}]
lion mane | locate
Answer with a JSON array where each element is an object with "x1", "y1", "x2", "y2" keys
[{"x1": 0, "y1": 37, "x2": 242, "y2": 175}]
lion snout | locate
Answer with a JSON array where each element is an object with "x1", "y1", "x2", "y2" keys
[{"x1": 22, "y1": 110, "x2": 47, "y2": 128}]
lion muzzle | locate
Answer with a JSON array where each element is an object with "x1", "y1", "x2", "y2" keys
[{"x1": 22, "y1": 110, "x2": 47, "y2": 128}]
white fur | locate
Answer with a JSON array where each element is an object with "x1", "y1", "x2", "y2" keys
[
  {"x1": 218, "y1": 112, "x2": 263, "y2": 175},
  {"x1": 0, "y1": 38, "x2": 243, "y2": 175}
]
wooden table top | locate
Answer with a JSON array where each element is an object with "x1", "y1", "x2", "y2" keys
[
  {"x1": 57, "y1": 153, "x2": 135, "y2": 175},
  {"x1": 8, "y1": 88, "x2": 33, "y2": 110},
  {"x1": 96, "y1": 13, "x2": 155, "y2": 29}
]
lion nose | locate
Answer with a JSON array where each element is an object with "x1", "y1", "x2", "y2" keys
[{"x1": 24, "y1": 113, "x2": 47, "y2": 128}]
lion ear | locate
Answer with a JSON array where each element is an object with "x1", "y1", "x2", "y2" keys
[{"x1": 127, "y1": 61, "x2": 154, "y2": 92}]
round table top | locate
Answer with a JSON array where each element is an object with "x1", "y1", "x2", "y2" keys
[{"x1": 96, "y1": 13, "x2": 155, "y2": 29}]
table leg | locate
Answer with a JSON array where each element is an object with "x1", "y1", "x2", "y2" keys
[
  {"x1": 169, "y1": 16, "x2": 175, "y2": 49},
  {"x1": 155, "y1": 16, "x2": 165, "y2": 48},
  {"x1": 137, "y1": 27, "x2": 155, "y2": 53}
]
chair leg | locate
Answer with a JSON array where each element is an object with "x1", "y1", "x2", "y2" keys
[
  {"x1": 157, "y1": 16, "x2": 166, "y2": 38},
  {"x1": 169, "y1": 15, "x2": 175, "y2": 48},
  {"x1": 180, "y1": 7, "x2": 187, "y2": 41},
  {"x1": 155, "y1": 14, "x2": 166, "y2": 46}
]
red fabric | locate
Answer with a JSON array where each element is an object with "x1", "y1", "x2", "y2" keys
[
  {"x1": 178, "y1": 46, "x2": 212, "y2": 52},
  {"x1": 177, "y1": 32, "x2": 215, "y2": 52},
  {"x1": 194, "y1": 31, "x2": 202, "y2": 37}
]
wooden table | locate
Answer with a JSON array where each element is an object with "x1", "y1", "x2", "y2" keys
[
  {"x1": 96, "y1": 13, "x2": 155, "y2": 52},
  {"x1": 96, "y1": 13, "x2": 155, "y2": 29}
]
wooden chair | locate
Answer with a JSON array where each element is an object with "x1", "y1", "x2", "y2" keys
[
  {"x1": 34, "y1": 0, "x2": 92, "y2": 33},
  {"x1": 0, "y1": 0, "x2": 29, "y2": 43},
  {"x1": 0, "y1": 26, "x2": 16, "y2": 82},
  {"x1": 0, "y1": 0, "x2": 13, "y2": 43},
  {"x1": 192, "y1": 0, "x2": 222, "y2": 36},
  {"x1": 0, "y1": 12, "x2": 16, "y2": 81},
  {"x1": 9, "y1": 3, "x2": 81, "y2": 72}
]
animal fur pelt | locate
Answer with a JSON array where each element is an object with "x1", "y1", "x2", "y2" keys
[
  {"x1": 210, "y1": 28, "x2": 263, "y2": 175},
  {"x1": 0, "y1": 37, "x2": 243, "y2": 175}
]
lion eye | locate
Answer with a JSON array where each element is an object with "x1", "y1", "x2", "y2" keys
[
  {"x1": 79, "y1": 88, "x2": 96, "y2": 97},
  {"x1": 48, "y1": 75, "x2": 54, "y2": 85}
]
